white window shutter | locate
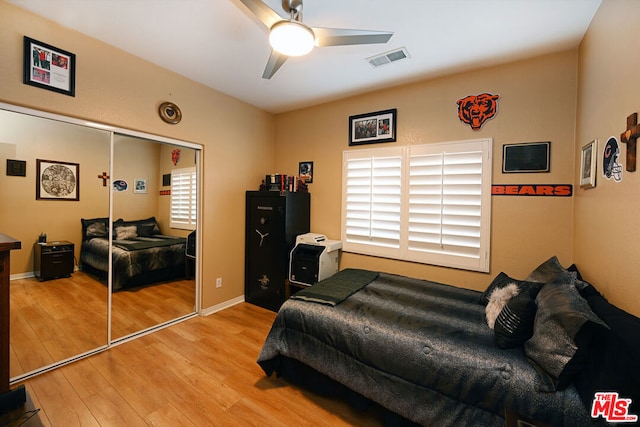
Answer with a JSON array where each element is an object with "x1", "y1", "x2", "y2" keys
[{"x1": 171, "y1": 167, "x2": 197, "y2": 230}]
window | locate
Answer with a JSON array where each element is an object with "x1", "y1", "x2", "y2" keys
[
  {"x1": 342, "y1": 139, "x2": 492, "y2": 272},
  {"x1": 170, "y1": 167, "x2": 197, "y2": 230}
]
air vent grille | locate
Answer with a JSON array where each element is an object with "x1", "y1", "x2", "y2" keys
[{"x1": 367, "y1": 47, "x2": 410, "y2": 68}]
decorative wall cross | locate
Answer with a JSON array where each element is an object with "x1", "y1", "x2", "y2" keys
[
  {"x1": 620, "y1": 112, "x2": 640, "y2": 172},
  {"x1": 98, "y1": 171, "x2": 110, "y2": 186}
]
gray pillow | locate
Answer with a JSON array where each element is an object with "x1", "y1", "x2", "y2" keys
[
  {"x1": 525, "y1": 255, "x2": 575, "y2": 284},
  {"x1": 524, "y1": 276, "x2": 608, "y2": 391}
]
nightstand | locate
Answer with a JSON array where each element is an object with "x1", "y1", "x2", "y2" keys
[{"x1": 34, "y1": 241, "x2": 74, "y2": 281}]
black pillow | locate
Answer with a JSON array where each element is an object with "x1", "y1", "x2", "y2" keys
[
  {"x1": 494, "y1": 290, "x2": 538, "y2": 349},
  {"x1": 573, "y1": 293, "x2": 640, "y2": 415},
  {"x1": 524, "y1": 278, "x2": 608, "y2": 392},
  {"x1": 81, "y1": 217, "x2": 108, "y2": 240},
  {"x1": 480, "y1": 272, "x2": 542, "y2": 305}
]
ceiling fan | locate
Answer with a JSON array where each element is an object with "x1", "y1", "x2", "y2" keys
[{"x1": 237, "y1": 0, "x2": 394, "y2": 79}]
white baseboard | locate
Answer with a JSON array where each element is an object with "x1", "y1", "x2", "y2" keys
[
  {"x1": 10, "y1": 272, "x2": 35, "y2": 280},
  {"x1": 200, "y1": 295, "x2": 245, "y2": 316}
]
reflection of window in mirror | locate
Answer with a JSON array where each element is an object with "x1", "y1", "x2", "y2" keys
[{"x1": 171, "y1": 167, "x2": 197, "y2": 230}]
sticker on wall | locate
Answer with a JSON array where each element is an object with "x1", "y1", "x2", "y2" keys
[
  {"x1": 457, "y1": 93, "x2": 500, "y2": 130},
  {"x1": 603, "y1": 136, "x2": 623, "y2": 182},
  {"x1": 492, "y1": 184, "x2": 572, "y2": 197},
  {"x1": 172, "y1": 148, "x2": 181, "y2": 165},
  {"x1": 113, "y1": 179, "x2": 128, "y2": 191}
]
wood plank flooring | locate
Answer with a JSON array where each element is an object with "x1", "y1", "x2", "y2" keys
[
  {"x1": 15, "y1": 303, "x2": 385, "y2": 426},
  {"x1": 10, "y1": 272, "x2": 195, "y2": 378}
]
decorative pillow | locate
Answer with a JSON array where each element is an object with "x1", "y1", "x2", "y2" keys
[
  {"x1": 494, "y1": 291, "x2": 538, "y2": 348},
  {"x1": 486, "y1": 283, "x2": 519, "y2": 330},
  {"x1": 573, "y1": 292, "x2": 640, "y2": 415},
  {"x1": 81, "y1": 217, "x2": 109, "y2": 240},
  {"x1": 136, "y1": 223, "x2": 157, "y2": 237},
  {"x1": 480, "y1": 272, "x2": 542, "y2": 305},
  {"x1": 524, "y1": 277, "x2": 608, "y2": 392},
  {"x1": 525, "y1": 255, "x2": 575, "y2": 284},
  {"x1": 115, "y1": 225, "x2": 137, "y2": 240},
  {"x1": 86, "y1": 221, "x2": 107, "y2": 238}
]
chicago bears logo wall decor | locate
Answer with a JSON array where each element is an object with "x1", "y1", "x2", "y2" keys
[{"x1": 457, "y1": 93, "x2": 500, "y2": 130}]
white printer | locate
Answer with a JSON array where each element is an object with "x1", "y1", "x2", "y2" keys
[{"x1": 289, "y1": 233, "x2": 342, "y2": 286}]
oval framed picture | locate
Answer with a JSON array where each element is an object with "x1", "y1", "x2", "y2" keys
[{"x1": 158, "y1": 102, "x2": 182, "y2": 124}]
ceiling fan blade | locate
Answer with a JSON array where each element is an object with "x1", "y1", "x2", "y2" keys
[
  {"x1": 312, "y1": 28, "x2": 393, "y2": 47},
  {"x1": 262, "y1": 50, "x2": 288, "y2": 79},
  {"x1": 237, "y1": 0, "x2": 283, "y2": 29}
]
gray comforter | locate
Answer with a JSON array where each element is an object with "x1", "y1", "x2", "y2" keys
[
  {"x1": 80, "y1": 235, "x2": 186, "y2": 290},
  {"x1": 257, "y1": 271, "x2": 595, "y2": 426}
]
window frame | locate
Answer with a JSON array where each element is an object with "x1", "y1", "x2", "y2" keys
[{"x1": 341, "y1": 138, "x2": 492, "y2": 272}]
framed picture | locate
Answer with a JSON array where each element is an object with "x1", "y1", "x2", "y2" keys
[
  {"x1": 299, "y1": 161, "x2": 313, "y2": 184},
  {"x1": 23, "y1": 36, "x2": 76, "y2": 97},
  {"x1": 6, "y1": 159, "x2": 26, "y2": 177},
  {"x1": 134, "y1": 178, "x2": 148, "y2": 194},
  {"x1": 349, "y1": 108, "x2": 397, "y2": 146},
  {"x1": 502, "y1": 142, "x2": 550, "y2": 173},
  {"x1": 36, "y1": 159, "x2": 79, "y2": 201},
  {"x1": 580, "y1": 139, "x2": 597, "y2": 188}
]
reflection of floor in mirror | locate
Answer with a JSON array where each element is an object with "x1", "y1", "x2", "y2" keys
[
  {"x1": 111, "y1": 276, "x2": 195, "y2": 339},
  {"x1": 9, "y1": 271, "x2": 195, "y2": 378}
]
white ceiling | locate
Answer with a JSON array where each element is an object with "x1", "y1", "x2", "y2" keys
[{"x1": 8, "y1": 0, "x2": 602, "y2": 114}]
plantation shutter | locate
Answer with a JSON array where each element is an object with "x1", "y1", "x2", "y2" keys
[
  {"x1": 342, "y1": 147, "x2": 403, "y2": 258},
  {"x1": 406, "y1": 140, "x2": 491, "y2": 271},
  {"x1": 341, "y1": 139, "x2": 491, "y2": 272},
  {"x1": 170, "y1": 167, "x2": 197, "y2": 230}
]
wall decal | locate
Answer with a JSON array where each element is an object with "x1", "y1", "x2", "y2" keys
[
  {"x1": 491, "y1": 184, "x2": 572, "y2": 197},
  {"x1": 603, "y1": 136, "x2": 623, "y2": 182},
  {"x1": 457, "y1": 93, "x2": 500, "y2": 130},
  {"x1": 172, "y1": 148, "x2": 181, "y2": 165}
]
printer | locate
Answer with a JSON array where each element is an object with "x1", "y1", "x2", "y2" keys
[{"x1": 289, "y1": 233, "x2": 342, "y2": 286}]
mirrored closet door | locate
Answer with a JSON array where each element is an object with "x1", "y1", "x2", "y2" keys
[{"x1": 0, "y1": 103, "x2": 200, "y2": 383}]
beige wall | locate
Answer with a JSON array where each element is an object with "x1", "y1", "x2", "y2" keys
[
  {"x1": 0, "y1": 1, "x2": 275, "y2": 310},
  {"x1": 574, "y1": 0, "x2": 640, "y2": 317},
  {"x1": 275, "y1": 50, "x2": 578, "y2": 292}
]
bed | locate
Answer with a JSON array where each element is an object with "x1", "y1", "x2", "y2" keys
[
  {"x1": 257, "y1": 257, "x2": 640, "y2": 426},
  {"x1": 80, "y1": 217, "x2": 186, "y2": 290}
]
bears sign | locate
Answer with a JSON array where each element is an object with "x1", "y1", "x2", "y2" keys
[{"x1": 457, "y1": 93, "x2": 500, "y2": 130}]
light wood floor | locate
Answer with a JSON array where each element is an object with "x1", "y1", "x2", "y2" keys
[
  {"x1": 15, "y1": 302, "x2": 384, "y2": 426},
  {"x1": 10, "y1": 272, "x2": 195, "y2": 378}
]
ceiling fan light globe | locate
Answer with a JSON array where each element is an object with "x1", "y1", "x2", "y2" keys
[{"x1": 269, "y1": 20, "x2": 315, "y2": 56}]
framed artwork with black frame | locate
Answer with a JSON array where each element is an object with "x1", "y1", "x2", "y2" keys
[
  {"x1": 36, "y1": 159, "x2": 79, "y2": 201},
  {"x1": 502, "y1": 141, "x2": 550, "y2": 173},
  {"x1": 23, "y1": 36, "x2": 76, "y2": 97},
  {"x1": 349, "y1": 108, "x2": 397, "y2": 146}
]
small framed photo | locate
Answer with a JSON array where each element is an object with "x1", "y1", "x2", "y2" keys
[
  {"x1": 23, "y1": 36, "x2": 76, "y2": 97},
  {"x1": 349, "y1": 108, "x2": 397, "y2": 146},
  {"x1": 580, "y1": 139, "x2": 597, "y2": 188},
  {"x1": 36, "y1": 159, "x2": 79, "y2": 201},
  {"x1": 134, "y1": 178, "x2": 148, "y2": 194},
  {"x1": 299, "y1": 161, "x2": 313, "y2": 184}
]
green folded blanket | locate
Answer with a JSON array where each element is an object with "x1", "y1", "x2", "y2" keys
[{"x1": 291, "y1": 268, "x2": 379, "y2": 306}]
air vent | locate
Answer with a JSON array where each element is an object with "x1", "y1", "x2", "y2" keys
[{"x1": 367, "y1": 47, "x2": 410, "y2": 68}]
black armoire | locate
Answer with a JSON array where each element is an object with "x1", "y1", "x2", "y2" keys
[{"x1": 245, "y1": 191, "x2": 310, "y2": 311}]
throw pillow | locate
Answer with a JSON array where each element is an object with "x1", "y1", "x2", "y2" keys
[
  {"x1": 480, "y1": 272, "x2": 542, "y2": 305},
  {"x1": 494, "y1": 291, "x2": 538, "y2": 348},
  {"x1": 525, "y1": 255, "x2": 575, "y2": 284},
  {"x1": 524, "y1": 277, "x2": 608, "y2": 392},
  {"x1": 486, "y1": 283, "x2": 519, "y2": 330},
  {"x1": 115, "y1": 225, "x2": 137, "y2": 240}
]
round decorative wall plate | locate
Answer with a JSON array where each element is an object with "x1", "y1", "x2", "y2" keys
[{"x1": 158, "y1": 102, "x2": 182, "y2": 124}]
